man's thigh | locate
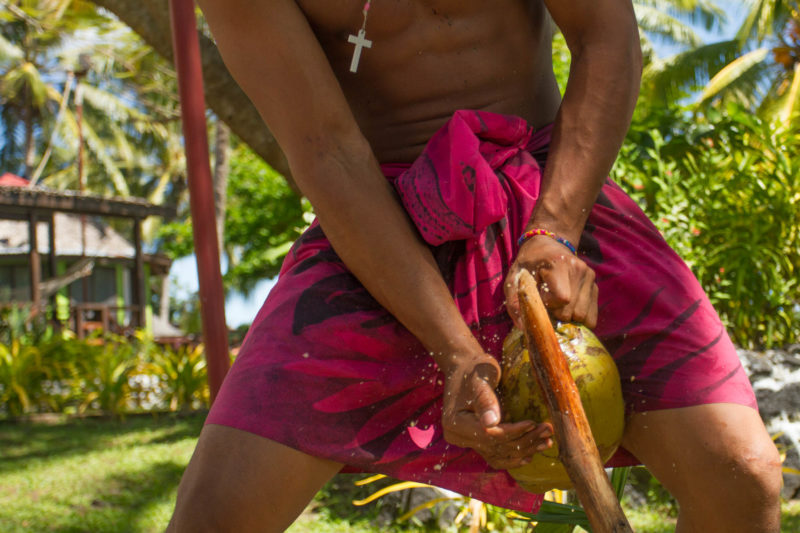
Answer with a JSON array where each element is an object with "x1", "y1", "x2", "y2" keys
[
  {"x1": 169, "y1": 424, "x2": 343, "y2": 533},
  {"x1": 621, "y1": 403, "x2": 781, "y2": 532}
]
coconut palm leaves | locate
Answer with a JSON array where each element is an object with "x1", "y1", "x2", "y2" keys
[
  {"x1": 553, "y1": 1, "x2": 729, "y2": 97},
  {"x1": 0, "y1": 0, "x2": 184, "y2": 215},
  {"x1": 643, "y1": 0, "x2": 800, "y2": 124},
  {"x1": 352, "y1": 468, "x2": 633, "y2": 532},
  {"x1": 635, "y1": 0, "x2": 725, "y2": 54},
  {"x1": 1, "y1": 0, "x2": 105, "y2": 175}
]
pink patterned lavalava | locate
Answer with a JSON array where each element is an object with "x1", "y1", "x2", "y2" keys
[{"x1": 206, "y1": 110, "x2": 756, "y2": 512}]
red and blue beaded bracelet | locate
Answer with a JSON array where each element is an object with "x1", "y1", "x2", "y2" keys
[{"x1": 517, "y1": 228, "x2": 577, "y2": 255}]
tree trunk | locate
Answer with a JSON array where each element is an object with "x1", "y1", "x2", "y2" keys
[
  {"x1": 159, "y1": 274, "x2": 170, "y2": 321},
  {"x1": 91, "y1": 0, "x2": 297, "y2": 193},
  {"x1": 23, "y1": 91, "x2": 35, "y2": 179},
  {"x1": 213, "y1": 120, "x2": 230, "y2": 255}
]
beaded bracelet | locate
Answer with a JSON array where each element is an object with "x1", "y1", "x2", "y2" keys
[{"x1": 517, "y1": 228, "x2": 577, "y2": 255}]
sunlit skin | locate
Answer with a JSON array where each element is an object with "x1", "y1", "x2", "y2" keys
[{"x1": 168, "y1": 1, "x2": 782, "y2": 531}]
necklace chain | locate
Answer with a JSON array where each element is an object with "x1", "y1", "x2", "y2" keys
[
  {"x1": 360, "y1": 0, "x2": 371, "y2": 32},
  {"x1": 348, "y1": 0, "x2": 374, "y2": 73}
]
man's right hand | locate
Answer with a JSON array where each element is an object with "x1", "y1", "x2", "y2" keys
[{"x1": 439, "y1": 353, "x2": 553, "y2": 470}]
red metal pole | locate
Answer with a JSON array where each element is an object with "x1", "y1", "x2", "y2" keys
[{"x1": 169, "y1": 0, "x2": 230, "y2": 403}]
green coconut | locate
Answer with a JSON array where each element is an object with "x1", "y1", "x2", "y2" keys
[{"x1": 497, "y1": 322, "x2": 625, "y2": 493}]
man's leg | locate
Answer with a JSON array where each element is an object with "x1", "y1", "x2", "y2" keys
[
  {"x1": 622, "y1": 403, "x2": 782, "y2": 532},
  {"x1": 167, "y1": 424, "x2": 343, "y2": 533}
]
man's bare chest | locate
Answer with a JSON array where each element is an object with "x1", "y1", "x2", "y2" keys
[{"x1": 296, "y1": 0, "x2": 532, "y2": 43}]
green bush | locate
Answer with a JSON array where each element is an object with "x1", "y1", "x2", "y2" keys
[
  {"x1": 0, "y1": 306, "x2": 70, "y2": 416},
  {"x1": 145, "y1": 343, "x2": 209, "y2": 412},
  {"x1": 613, "y1": 104, "x2": 800, "y2": 348},
  {"x1": 75, "y1": 333, "x2": 142, "y2": 417},
  {"x1": 0, "y1": 307, "x2": 215, "y2": 418}
]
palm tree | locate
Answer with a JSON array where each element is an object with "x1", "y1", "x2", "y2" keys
[
  {"x1": 643, "y1": 0, "x2": 800, "y2": 125},
  {"x1": 635, "y1": 0, "x2": 726, "y2": 58},
  {"x1": 0, "y1": 0, "x2": 116, "y2": 177},
  {"x1": 0, "y1": 0, "x2": 185, "y2": 204},
  {"x1": 552, "y1": 0, "x2": 726, "y2": 93}
]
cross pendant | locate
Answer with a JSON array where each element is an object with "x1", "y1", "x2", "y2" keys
[{"x1": 347, "y1": 29, "x2": 372, "y2": 73}]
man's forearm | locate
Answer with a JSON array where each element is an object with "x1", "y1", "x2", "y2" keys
[
  {"x1": 293, "y1": 136, "x2": 484, "y2": 369},
  {"x1": 533, "y1": 16, "x2": 642, "y2": 245}
]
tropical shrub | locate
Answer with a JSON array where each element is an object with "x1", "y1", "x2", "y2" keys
[
  {"x1": 0, "y1": 332, "x2": 50, "y2": 416},
  {"x1": 0, "y1": 306, "x2": 69, "y2": 416},
  {"x1": 0, "y1": 307, "x2": 215, "y2": 418},
  {"x1": 159, "y1": 142, "x2": 313, "y2": 297},
  {"x1": 614, "y1": 104, "x2": 800, "y2": 348},
  {"x1": 75, "y1": 333, "x2": 143, "y2": 417},
  {"x1": 145, "y1": 343, "x2": 209, "y2": 412}
]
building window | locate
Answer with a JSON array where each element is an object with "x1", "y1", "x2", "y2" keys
[
  {"x1": 0, "y1": 264, "x2": 31, "y2": 302},
  {"x1": 69, "y1": 265, "x2": 119, "y2": 305}
]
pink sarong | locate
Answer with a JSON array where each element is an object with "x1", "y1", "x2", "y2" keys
[{"x1": 206, "y1": 110, "x2": 757, "y2": 512}]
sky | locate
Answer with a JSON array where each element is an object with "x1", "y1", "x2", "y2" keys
[
  {"x1": 167, "y1": 1, "x2": 749, "y2": 330},
  {"x1": 170, "y1": 255, "x2": 276, "y2": 329}
]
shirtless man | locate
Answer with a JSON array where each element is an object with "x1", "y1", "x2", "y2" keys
[{"x1": 168, "y1": 1, "x2": 782, "y2": 531}]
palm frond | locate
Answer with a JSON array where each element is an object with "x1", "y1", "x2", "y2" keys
[
  {"x1": 79, "y1": 82, "x2": 147, "y2": 124},
  {"x1": 636, "y1": 0, "x2": 726, "y2": 32},
  {"x1": 699, "y1": 46, "x2": 770, "y2": 103},
  {"x1": 635, "y1": 4, "x2": 704, "y2": 47},
  {"x1": 611, "y1": 467, "x2": 631, "y2": 501},
  {"x1": 735, "y1": 0, "x2": 791, "y2": 44},
  {"x1": 351, "y1": 481, "x2": 430, "y2": 506},
  {"x1": 29, "y1": 70, "x2": 75, "y2": 185},
  {"x1": 49, "y1": 0, "x2": 74, "y2": 21},
  {"x1": 642, "y1": 39, "x2": 741, "y2": 102},
  {"x1": 76, "y1": 117, "x2": 131, "y2": 197},
  {"x1": 0, "y1": 32, "x2": 24, "y2": 61},
  {"x1": 80, "y1": 82, "x2": 170, "y2": 144},
  {"x1": 39, "y1": 165, "x2": 74, "y2": 189},
  {"x1": 777, "y1": 62, "x2": 800, "y2": 124},
  {"x1": 2, "y1": 61, "x2": 51, "y2": 107}
]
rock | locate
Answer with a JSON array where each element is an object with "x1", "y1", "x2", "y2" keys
[
  {"x1": 625, "y1": 347, "x2": 800, "y2": 503},
  {"x1": 738, "y1": 347, "x2": 800, "y2": 500},
  {"x1": 374, "y1": 486, "x2": 459, "y2": 529}
]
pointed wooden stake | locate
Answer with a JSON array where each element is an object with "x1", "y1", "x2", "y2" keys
[{"x1": 517, "y1": 270, "x2": 633, "y2": 533}]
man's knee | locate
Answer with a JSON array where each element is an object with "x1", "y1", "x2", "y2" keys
[
  {"x1": 625, "y1": 405, "x2": 782, "y2": 522},
  {"x1": 686, "y1": 411, "x2": 783, "y2": 506},
  {"x1": 727, "y1": 435, "x2": 783, "y2": 501}
]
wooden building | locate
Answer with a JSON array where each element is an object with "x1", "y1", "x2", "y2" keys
[{"x1": 0, "y1": 174, "x2": 177, "y2": 337}]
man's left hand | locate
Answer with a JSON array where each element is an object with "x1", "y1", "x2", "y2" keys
[{"x1": 504, "y1": 235, "x2": 598, "y2": 329}]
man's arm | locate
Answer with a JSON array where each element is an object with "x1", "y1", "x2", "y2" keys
[
  {"x1": 197, "y1": 0, "x2": 551, "y2": 469},
  {"x1": 506, "y1": 0, "x2": 642, "y2": 327}
]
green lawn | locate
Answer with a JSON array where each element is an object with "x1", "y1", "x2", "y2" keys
[
  {"x1": 0, "y1": 414, "x2": 202, "y2": 532},
  {"x1": 0, "y1": 414, "x2": 797, "y2": 532}
]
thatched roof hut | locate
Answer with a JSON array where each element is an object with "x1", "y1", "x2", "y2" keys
[{"x1": 0, "y1": 173, "x2": 177, "y2": 338}]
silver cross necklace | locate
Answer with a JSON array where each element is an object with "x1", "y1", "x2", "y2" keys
[{"x1": 348, "y1": 0, "x2": 374, "y2": 73}]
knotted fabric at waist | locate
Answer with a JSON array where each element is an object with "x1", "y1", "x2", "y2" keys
[{"x1": 381, "y1": 110, "x2": 553, "y2": 246}]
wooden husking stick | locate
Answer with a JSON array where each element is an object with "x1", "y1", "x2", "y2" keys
[{"x1": 517, "y1": 270, "x2": 633, "y2": 533}]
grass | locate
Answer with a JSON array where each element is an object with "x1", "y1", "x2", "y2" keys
[
  {"x1": 0, "y1": 414, "x2": 798, "y2": 532},
  {"x1": 0, "y1": 413, "x2": 202, "y2": 532}
]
